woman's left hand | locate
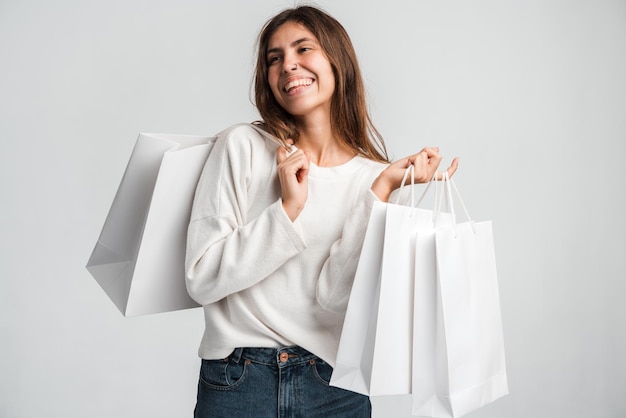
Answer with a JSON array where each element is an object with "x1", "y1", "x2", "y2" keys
[{"x1": 371, "y1": 147, "x2": 459, "y2": 202}]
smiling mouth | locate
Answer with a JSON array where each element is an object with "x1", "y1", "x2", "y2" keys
[{"x1": 284, "y1": 78, "x2": 313, "y2": 93}]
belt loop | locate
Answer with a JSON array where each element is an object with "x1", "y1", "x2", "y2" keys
[{"x1": 231, "y1": 347, "x2": 244, "y2": 363}]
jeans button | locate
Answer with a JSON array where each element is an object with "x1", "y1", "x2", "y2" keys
[{"x1": 279, "y1": 352, "x2": 289, "y2": 363}]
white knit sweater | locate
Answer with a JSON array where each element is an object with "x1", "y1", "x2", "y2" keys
[{"x1": 185, "y1": 124, "x2": 387, "y2": 365}]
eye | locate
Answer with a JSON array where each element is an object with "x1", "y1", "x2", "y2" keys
[
  {"x1": 298, "y1": 46, "x2": 312, "y2": 54},
  {"x1": 267, "y1": 55, "x2": 282, "y2": 65}
]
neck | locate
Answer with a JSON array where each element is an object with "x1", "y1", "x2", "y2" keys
[{"x1": 294, "y1": 114, "x2": 355, "y2": 167}]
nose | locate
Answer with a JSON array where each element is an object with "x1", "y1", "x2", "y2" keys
[{"x1": 282, "y1": 54, "x2": 298, "y2": 73}]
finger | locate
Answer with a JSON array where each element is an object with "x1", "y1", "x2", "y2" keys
[
  {"x1": 277, "y1": 146, "x2": 289, "y2": 164},
  {"x1": 295, "y1": 151, "x2": 310, "y2": 182},
  {"x1": 286, "y1": 145, "x2": 299, "y2": 158},
  {"x1": 446, "y1": 157, "x2": 460, "y2": 178},
  {"x1": 410, "y1": 153, "x2": 431, "y2": 183},
  {"x1": 278, "y1": 151, "x2": 309, "y2": 178},
  {"x1": 425, "y1": 148, "x2": 442, "y2": 164},
  {"x1": 277, "y1": 139, "x2": 296, "y2": 164},
  {"x1": 415, "y1": 148, "x2": 442, "y2": 170},
  {"x1": 297, "y1": 166, "x2": 309, "y2": 183},
  {"x1": 409, "y1": 151, "x2": 428, "y2": 167},
  {"x1": 391, "y1": 155, "x2": 412, "y2": 169},
  {"x1": 424, "y1": 146, "x2": 440, "y2": 156},
  {"x1": 433, "y1": 157, "x2": 459, "y2": 180},
  {"x1": 420, "y1": 147, "x2": 441, "y2": 158}
]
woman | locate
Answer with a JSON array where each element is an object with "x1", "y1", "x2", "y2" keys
[{"x1": 186, "y1": 6, "x2": 458, "y2": 417}]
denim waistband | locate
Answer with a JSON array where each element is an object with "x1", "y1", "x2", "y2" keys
[{"x1": 229, "y1": 346, "x2": 319, "y2": 367}]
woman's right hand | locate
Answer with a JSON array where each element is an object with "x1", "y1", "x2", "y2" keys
[
  {"x1": 277, "y1": 141, "x2": 310, "y2": 221},
  {"x1": 371, "y1": 147, "x2": 459, "y2": 202}
]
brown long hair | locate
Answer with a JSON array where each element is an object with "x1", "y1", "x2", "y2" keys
[{"x1": 253, "y1": 6, "x2": 389, "y2": 163}]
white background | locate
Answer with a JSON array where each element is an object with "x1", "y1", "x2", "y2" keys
[{"x1": 1, "y1": 0, "x2": 625, "y2": 417}]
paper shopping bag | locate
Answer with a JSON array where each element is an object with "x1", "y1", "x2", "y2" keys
[
  {"x1": 412, "y1": 177, "x2": 508, "y2": 417},
  {"x1": 369, "y1": 203, "x2": 437, "y2": 396},
  {"x1": 330, "y1": 200, "x2": 387, "y2": 395},
  {"x1": 374, "y1": 182, "x2": 454, "y2": 397},
  {"x1": 331, "y1": 169, "x2": 450, "y2": 397},
  {"x1": 331, "y1": 166, "x2": 426, "y2": 396},
  {"x1": 331, "y1": 201, "x2": 427, "y2": 396},
  {"x1": 86, "y1": 132, "x2": 214, "y2": 316},
  {"x1": 364, "y1": 171, "x2": 449, "y2": 396}
]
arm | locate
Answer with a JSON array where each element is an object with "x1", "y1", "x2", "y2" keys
[
  {"x1": 317, "y1": 148, "x2": 459, "y2": 313},
  {"x1": 185, "y1": 126, "x2": 307, "y2": 306},
  {"x1": 316, "y1": 188, "x2": 381, "y2": 314}
]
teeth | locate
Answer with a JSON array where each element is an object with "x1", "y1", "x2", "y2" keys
[{"x1": 285, "y1": 78, "x2": 313, "y2": 92}]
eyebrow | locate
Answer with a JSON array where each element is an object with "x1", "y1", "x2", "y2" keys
[{"x1": 266, "y1": 37, "x2": 317, "y2": 56}]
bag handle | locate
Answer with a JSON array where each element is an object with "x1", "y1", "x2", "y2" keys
[
  {"x1": 393, "y1": 164, "x2": 416, "y2": 206},
  {"x1": 390, "y1": 165, "x2": 472, "y2": 230},
  {"x1": 444, "y1": 171, "x2": 472, "y2": 223},
  {"x1": 247, "y1": 123, "x2": 298, "y2": 154},
  {"x1": 223, "y1": 122, "x2": 295, "y2": 154},
  {"x1": 438, "y1": 171, "x2": 475, "y2": 234},
  {"x1": 393, "y1": 166, "x2": 442, "y2": 225}
]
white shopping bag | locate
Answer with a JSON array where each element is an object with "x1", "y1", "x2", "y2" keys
[
  {"x1": 412, "y1": 176, "x2": 508, "y2": 417},
  {"x1": 86, "y1": 132, "x2": 214, "y2": 316},
  {"x1": 370, "y1": 203, "x2": 433, "y2": 396},
  {"x1": 330, "y1": 200, "x2": 387, "y2": 395},
  {"x1": 332, "y1": 168, "x2": 450, "y2": 397},
  {"x1": 86, "y1": 124, "x2": 282, "y2": 317},
  {"x1": 373, "y1": 176, "x2": 452, "y2": 397}
]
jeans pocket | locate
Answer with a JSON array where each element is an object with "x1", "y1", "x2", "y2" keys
[
  {"x1": 311, "y1": 358, "x2": 333, "y2": 385},
  {"x1": 199, "y1": 358, "x2": 249, "y2": 390}
]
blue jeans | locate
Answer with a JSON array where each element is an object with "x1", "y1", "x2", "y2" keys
[{"x1": 194, "y1": 346, "x2": 371, "y2": 417}]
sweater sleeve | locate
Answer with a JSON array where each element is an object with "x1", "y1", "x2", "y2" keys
[
  {"x1": 185, "y1": 125, "x2": 307, "y2": 306},
  {"x1": 316, "y1": 187, "x2": 383, "y2": 314}
]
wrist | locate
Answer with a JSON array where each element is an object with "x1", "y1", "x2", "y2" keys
[
  {"x1": 282, "y1": 200, "x2": 303, "y2": 222},
  {"x1": 371, "y1": 175, "x2": 393, "y2": 202}
]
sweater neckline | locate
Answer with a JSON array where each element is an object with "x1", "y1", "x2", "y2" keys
[{"x1": 307, "y1": 156, "x2": 369, "y2": 179}]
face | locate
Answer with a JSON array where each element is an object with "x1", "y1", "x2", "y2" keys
[{"x1": 266, "y1": 22, "x2": 335, "y2": 119}]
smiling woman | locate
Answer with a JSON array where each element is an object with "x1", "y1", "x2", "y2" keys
[
  {"x1": 266, "y1": 22, "x2": 336, "y2": 121},
  {"x1": 185, "y1": 5, "x2": 457, "y2": 417},
  {"x1": 253, "y1": 6, "x2": 391, "y2": 165}
]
